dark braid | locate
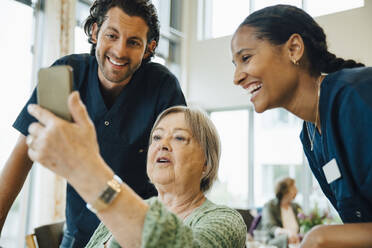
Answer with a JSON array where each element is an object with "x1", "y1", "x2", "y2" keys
[{"x1": 238, "y1": 5, "x2": 364, "y2": 75}]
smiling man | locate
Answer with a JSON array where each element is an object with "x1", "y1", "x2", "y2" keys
[{"x1": 0, "y1": 0, "x2": 186, "y2": 247}]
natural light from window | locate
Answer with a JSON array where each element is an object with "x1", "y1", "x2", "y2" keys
[
  {"x1": 208, "y1": 110, "x2": 249, "y2": 209},
  {"x1": 204, "y1": 0, "x2": 365, "y2": 39},
  {"x1": 0, "y1": 1, "x2": 33, "y2": 247}
]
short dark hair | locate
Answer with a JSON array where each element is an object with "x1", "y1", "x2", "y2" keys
[
  {"x1": 238, "y1": 5, "x2": 364, "y2": 76},
  {"x1": 84, "y1": 0, "x2": 160, "y2": 63}
]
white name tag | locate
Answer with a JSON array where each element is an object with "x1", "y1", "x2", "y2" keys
[{"x1": 322, "y1": 158, "x2": 342, "y2": 184}]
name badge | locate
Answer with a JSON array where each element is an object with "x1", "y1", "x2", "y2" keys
[{"x1": 322, "y1": 158, "x2": 342, "y2": 184}]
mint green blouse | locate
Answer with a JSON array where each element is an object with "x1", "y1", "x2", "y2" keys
[{"x1": 85, "y1": 197, "x2": 247, "y2": 248}]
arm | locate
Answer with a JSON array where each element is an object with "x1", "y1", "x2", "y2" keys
[
  {"x1": 26, "y1": 92, "x2": 245, "y2": 248},
  {"x1": 262, "y1": 201, "x2": 281, "y2": 236},
  {"x1": 119, "y1": 199, "x2": 246, "y2": 248},
  {"x1": 26, "y1": 92, "x2": 148, "y2": 248},
  {"x1": 0, "y1": 134, "x2": 33, "y2": 233},
  {"x1": 300, "y1": 223, "x2": 372, "y2": 248}
]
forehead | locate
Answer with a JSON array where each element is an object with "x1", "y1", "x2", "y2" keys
[
  {"x1": 156, "y1": 112, "x2": 189, "y2": 130},
  {"x1": 231, "y1": 26, "x2": 261, "y2": 54},
  {"x1": 102, "y1": 7, "x2": 149, "y2": 38}
]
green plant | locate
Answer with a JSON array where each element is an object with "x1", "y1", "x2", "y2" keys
[{"x1": 297, "y1": 205, "x2": 331, "y2": 234}]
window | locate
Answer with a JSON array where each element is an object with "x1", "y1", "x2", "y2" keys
[
  {"x1": 201, "y1": 0, "x2": 365, "y2": 39},
  {"x1": 304, "y1": 0, "x2": 364, "y2": 17},
  {"x1": 203, "y1": 0, "x2": 250, "y2": 39},
  {"x1": 208, "y1": 110, "x2": 249, "y2": 209},
  {"x1": 252, "y1": 0, "x2": 301, "y2": 12},
  {"x1": 0, "y1": 0, "x2": 35, "y2": 247},
  {"x1": 208, "y1": 108, "x2": 333, "y2": 212},
  {"x1": 253, "y1": 109, "x2": 304, "y2": 206},
  {"x1": 74, "y1": 1, "x2": 91, "y2": 54}
]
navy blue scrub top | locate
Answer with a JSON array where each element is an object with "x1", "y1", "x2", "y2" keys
[
  {"x1": 13, "y1": 54, "x2": 186, "y2": 247},
  {"x1": 301, "y1": 67, "x2": 372, "y2": 223}
]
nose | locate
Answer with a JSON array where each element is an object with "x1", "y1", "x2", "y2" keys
[
  {"x1": 233, "y1": 67, "x2": 247, "y2": 85},
  {"x1": 157, "y1": 137, "x2": 172, "y2": 152},
  {"x1": 113, "y1": 38, "x2": 128, "y2": 59}
]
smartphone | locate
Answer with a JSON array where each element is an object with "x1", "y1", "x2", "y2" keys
[{"x1": 37, "y1": 65, "x2": 73, "y2": 121}]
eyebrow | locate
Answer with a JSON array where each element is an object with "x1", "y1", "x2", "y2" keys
[
  {"x1": 232, "y1": 48, "x2": 254, "y2": 64},
  {"x1": 105, "y1": 27, "x2": 144, "y2": 43},
  {"x1": 153, "y1": 127, "x2": 190, "y2": 133}
]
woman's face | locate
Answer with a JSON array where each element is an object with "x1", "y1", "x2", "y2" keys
[
  {"x1": 147, "y1": 112, "x2": 206, "y2": 191},
  {"x1": 231, "y1": 25, "x2": 298, "y2": 113},
  {"x1": 286, "y1": 184, "x2": 298, "y2": 202}
]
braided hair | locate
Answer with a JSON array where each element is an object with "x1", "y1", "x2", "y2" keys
[{"x1": 238, "y1": 5, "x2": 364, "y2": 76}]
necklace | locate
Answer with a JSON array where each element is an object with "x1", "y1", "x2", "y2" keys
[{"x1": 306, "y1": 76, "x2": 321, "y2": 151}]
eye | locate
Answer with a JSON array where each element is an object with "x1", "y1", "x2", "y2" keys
[
  {"x1": 106, "y1": 34, "x2": 117, "y2": 40},
  {"x1": 175, "y1": 136, "x2": 186, "y2": 142},
  {"x1": 152, "y1": 134, "x2": 161, "y2": 141},
  {"x1": 128, "y1": 40, "x2": 140, "y2": 47},
  {"x1": 242, "y1": 54, "x2": 252, "y2": 63}
]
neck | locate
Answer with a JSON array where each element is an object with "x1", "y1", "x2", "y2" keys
[
  {"x1": 283, "y1": 74, "x2": 323, "y2": 132},
  {"x1": 280, "y1": 199, "x2": 291, "y2": 209},
  {"x1": 97, "y1": 70, "x2": 132, "y2": 108},
  {"x1": 157, "y1": 184, "x2": 206, "y2": 220}
]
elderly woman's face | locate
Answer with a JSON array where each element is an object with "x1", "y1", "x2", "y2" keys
[{"x1": 147, "y1": 112, "x2": 206, "y2": 190}]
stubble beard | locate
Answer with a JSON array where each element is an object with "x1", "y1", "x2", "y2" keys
[{"x1": 97, "y1": 51, "x2": 142, "y2": 84}]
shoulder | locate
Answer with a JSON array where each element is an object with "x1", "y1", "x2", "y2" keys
[
  {"x1": 52, "y1": 53, "x2": 93, "y2": 67},
  {"x1": 263, "y1": 199, "x2": 278, "y2": 209},
  {"x1": 189, "y1": 199, "x2": 247, "y2": 232},
  {"x1": 141, "y1": 62, "x2": 180, "y2": 84},
  {"x1": 188, "y1": 199, "x2": 247, "y2": 247},
  {"x1": 52, "y1": 53, "x2": 96, "y2": 89},
  {"x1": 322, "y1": 67, "x2": 372, "y2": 107}
]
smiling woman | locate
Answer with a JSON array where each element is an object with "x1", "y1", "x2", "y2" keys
[{"x1": 231, "y1": 4, "x2": 372, "y2": 248}]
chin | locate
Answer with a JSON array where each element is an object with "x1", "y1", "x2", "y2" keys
[{"x1": 253, "y1": 103, "x2": 267, "y2": 113}]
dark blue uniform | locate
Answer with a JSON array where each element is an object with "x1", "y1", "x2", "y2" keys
[
  {"x1": 13, "y1": 54, "x2": 186, "y2": 247},
  {"x1": 301, "y1": 67, "x2": 372, "y2": 223}
]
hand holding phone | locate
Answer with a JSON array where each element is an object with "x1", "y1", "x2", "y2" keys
[{"x1": 37, "y1": 65, "x2": 73, "y2": 121}]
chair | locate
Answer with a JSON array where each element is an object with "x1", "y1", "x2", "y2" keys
[{"x1": 26, "y1": 221, "x2": 65, "y2": 248}]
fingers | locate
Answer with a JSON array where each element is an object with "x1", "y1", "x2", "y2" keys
[
  {"x1": 27, "y1": 104, "x2": 58, "y2": 127},
  {"x1": 68, "y1": 91, "x2": 93, "y2": 127}
]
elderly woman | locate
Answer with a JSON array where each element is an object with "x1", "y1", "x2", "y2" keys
[
  {"x1": 262, "y1": 177, "x2": 301, "y2": 248},
  {"x1": 26, "y1": 92, "x2": 246, "y2": 248}
]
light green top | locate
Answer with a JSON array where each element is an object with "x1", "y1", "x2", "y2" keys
[{"x1": 85, "y1": 197, "x2": 247, "y2": 248}]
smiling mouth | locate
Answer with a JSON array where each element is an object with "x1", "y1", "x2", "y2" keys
[
  {"x1": 107, "y1": 56, "x2": 129, "y2": 67},
  {"x1": 244, "y1": 82, "x2": 263, "y2": 97}
]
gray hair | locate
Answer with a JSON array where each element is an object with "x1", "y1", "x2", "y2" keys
[{"x1": 149, "y1": 106, "x2": 221, "y2": 192}]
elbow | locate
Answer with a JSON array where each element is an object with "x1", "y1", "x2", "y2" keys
[{"x1": 303, "y1": 225, "x2": 326, "y2": 248}]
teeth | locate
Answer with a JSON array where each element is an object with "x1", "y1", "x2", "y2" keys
[
  {"x1": 248, "y1": 83, "x2": 262, "y2": 94},
  {"x1": 108, "y1": 57, "x2": 126, "y2": 66}
]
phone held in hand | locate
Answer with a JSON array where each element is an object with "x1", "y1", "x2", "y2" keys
[{"x1": 37, "y1": 65, "x2": 74, "y2": 121}]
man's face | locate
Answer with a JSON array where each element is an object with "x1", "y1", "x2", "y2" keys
[{"x1": 92, "y1": 7, "x2": 151, "y2": 86}]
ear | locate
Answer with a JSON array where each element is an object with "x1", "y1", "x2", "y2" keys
[
  {"x1": 91, "y1": 23, "x2": 98, "y2": 44},
  {"x1": 144, "y1": 40, "x2": 157, "y2": 59},
  {"x1": 285, "y1": 33, "x2": 304, "y2": 64}
]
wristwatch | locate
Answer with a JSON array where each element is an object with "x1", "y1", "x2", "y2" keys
[{"x1": 86, "y1": 175, "x2": 123, "y2": 213}]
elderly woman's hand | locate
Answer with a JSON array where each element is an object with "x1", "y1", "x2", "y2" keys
[{"x1": 26, "y1": 91, "x2": 104, "y2": 185}]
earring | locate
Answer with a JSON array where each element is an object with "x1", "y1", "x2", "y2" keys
[{"x1": 292, "y1": 59, "x2": 299, "y2": 66}]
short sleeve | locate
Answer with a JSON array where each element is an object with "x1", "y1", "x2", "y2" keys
[{"x1": 12, "y1": 57, "x2": 71, "y2": 136}]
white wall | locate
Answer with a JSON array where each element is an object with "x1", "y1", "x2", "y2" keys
[{"x1": 184, "y1": 0, "x2": 372, "y2": 110}]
